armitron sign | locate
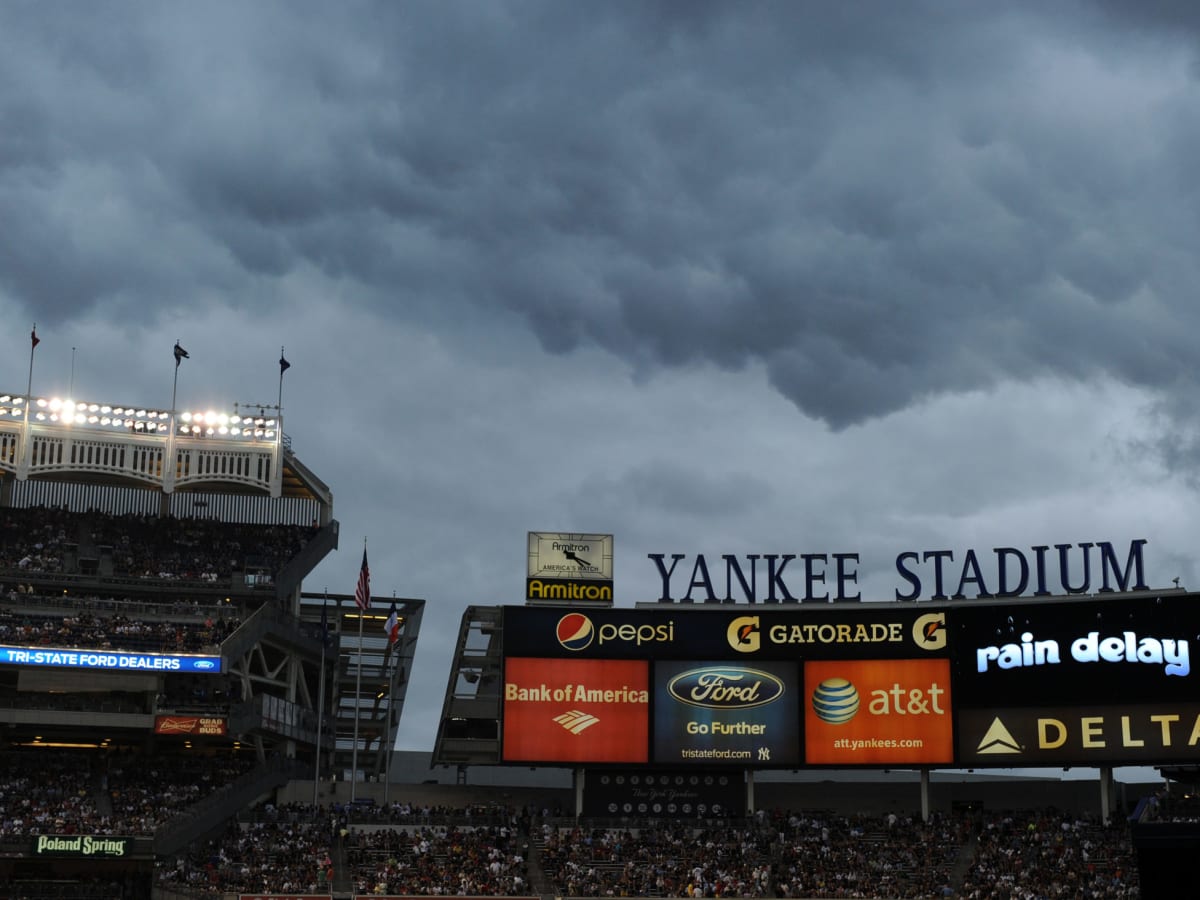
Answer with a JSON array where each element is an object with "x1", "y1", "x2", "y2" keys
[{"x1": 527, "y1": 532, "x2": 614, "y2": 604}]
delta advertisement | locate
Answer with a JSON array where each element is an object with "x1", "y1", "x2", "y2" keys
[
  {"x1": 503, "y1": 606, "x2": 951, "y2": 661},
  {"x1": 803, "y1": 658, "x2": 954, "y2": 766},
  {"x1": 502, "y1": 657, "x2": 650, "y2": 764},
  {"x1": 653, "y1": 660, "x2": 800, "y2": 767},
  {"x1": 957, "y1": 703, "x2": 1200, "y2": 767}
]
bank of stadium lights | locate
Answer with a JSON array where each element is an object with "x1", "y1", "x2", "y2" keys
[
  {"x1": 0, "y1": 395, "x2": 277, "y2": 441},
  {"x1": 178, "y1": 410, "x2": 276, "y2": 439}
]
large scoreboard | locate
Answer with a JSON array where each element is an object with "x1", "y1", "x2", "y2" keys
[{"x1": 500, "y1": 594, "x2": 1198, "y2": 769}]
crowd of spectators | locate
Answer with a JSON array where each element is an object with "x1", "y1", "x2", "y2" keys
[
  {"x1": 0, "y1": 505, "x2": 315, "y2": 583},
  {"x1": 958, "y1": 810, "x2": 1138, "y2": 899},
  {"x1": 346, "y1": 823, "x2": 531, "y2": 895},
  {"x1": 0, "y1": 606, "x2": 240, "y2": 654},
  {"x1": 0, "y1": 748, "x2": 256, "y2": 839},
  {"x1": 157, "y1": 818, "x2": 334, "y2": 895},
  {"x1": 542, "y1": 822, "x2": 773, "y2": 897},
  {"x1": 769, "y1": 809, "x2": 967, "y2": 898}
]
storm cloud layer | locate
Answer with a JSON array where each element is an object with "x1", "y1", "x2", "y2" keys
[{"x1": 3, "y1": 2, "x2": 1200, "y2": 755}]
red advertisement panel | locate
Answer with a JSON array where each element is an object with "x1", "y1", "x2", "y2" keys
[
  {"x1": 502, "y1": 658, "x2": 649, "y2": 764},
  {"x1": 155, "y1": 715, "x2": 228, "y2": 736},
  {"x1": 804, "y1": 658, "x2": 953, "y2": 765}
]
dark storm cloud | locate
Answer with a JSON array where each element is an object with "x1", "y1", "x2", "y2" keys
[{"x1": 3, "y1": 0, "x2": 1200, "y2": 438}]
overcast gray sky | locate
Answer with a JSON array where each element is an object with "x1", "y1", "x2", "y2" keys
[{"x1": 3, "y1": 2, "x2": 1200, "y2": 768}]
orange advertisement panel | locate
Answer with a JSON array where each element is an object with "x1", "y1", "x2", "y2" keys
[
  {"x1": 502, "y1": 657, "x2": 649, "y2": 764},
  {"x1": 804, "y1": 658, "x2": 953, "y2": 766}
]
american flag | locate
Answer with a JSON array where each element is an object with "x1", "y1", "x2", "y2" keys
[{"x1": 354, "y1": 548, "x2": 371, "y2": 611}]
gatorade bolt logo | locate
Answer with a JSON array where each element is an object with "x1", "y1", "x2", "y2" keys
[
  {"x1": 557, "y1": 613, "x2": 595, "y2": 651},
  {"x1": 811, "y1": 677, "x2": 861, "y2": 724},
  {"x1": 913, "y1": 612, "x2": 947, "y2": 651},
  {"x1": 727, "y1": 616, "x2": 761, "y2": 653}
]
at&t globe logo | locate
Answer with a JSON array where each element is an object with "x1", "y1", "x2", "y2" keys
[
  {"x1": 557, "y1": 613, "x2": 595, "y2": 651},
  {"x1": 811, "y1": 677, "x2": 860, "y2": 724}
]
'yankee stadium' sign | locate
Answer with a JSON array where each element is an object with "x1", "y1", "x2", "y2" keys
[{"x1": 650, "y1": 540, "x2": 1148, "y2": 604}]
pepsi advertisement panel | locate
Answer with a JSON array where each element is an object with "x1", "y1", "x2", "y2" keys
[
  {"x1": 652, "y1": 660, "x2": 800, "y2": 767},
  {"x1": 950, "y1": 594, "x2": 1197, "y2": 708},
  {"x1": 504, "y1": 606, "x2": 950, "y2": 661}
]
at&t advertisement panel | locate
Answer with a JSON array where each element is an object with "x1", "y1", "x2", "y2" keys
[
  {"x1": 804, "y1": 658, "x2": 954, "y2": 766},
  {"x1": 653, "y1": 660, "x2": 800, "y2": 767},
  {"x1": 502, "y1": 657, "x2": 649, "y2": 764}
]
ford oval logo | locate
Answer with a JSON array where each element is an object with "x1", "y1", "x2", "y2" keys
[
  {"x1": 193, "y1": 660, "x2": 216, "y2": 670},
  {"x1": 667, "y1": 666, "x2": 785, "y2": 710}
]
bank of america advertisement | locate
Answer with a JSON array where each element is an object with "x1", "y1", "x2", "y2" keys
[
  {"x1": 803, "y1": 658, "x2": 954, "y2": 766},
  {"x1": 502, "y1": 657, "x2": 649, "y2": 764},
  {"x1": 653, "y1": 660, "x2": 800, "y2": 767}
]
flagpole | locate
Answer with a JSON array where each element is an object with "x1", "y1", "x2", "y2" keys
[
  {"x1": 351, "y1": 607, "x2": 364, "y2": 802},
  {"x1": 278, "y1": 346, "x2": 286, "y2": 411},
  {"x1": 313, "y1": 591, "x2": 328, "y2": 810},
  {"x1": 350, "y1": 540, "x2": 369, "y2": 802},
  {"x1": 25, "y1": 324, "x2": 37, "y2": 423},
  {"x1": 383, "y1": 619, "x2": 397, "y2": 807}
]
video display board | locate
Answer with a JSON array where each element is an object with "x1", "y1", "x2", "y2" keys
[
  {"x1": 803, "y1": 658, "x2": 954, "y2": 766},
  {"x1": 653, "y1": 660, "x2": 800, "y2": 767},
  {"x1": 951, "y1": 594, "x2": 1200, "y2": 767},
  {"x1": 950, "y1": 594, "x2": 1195, "y2": 707},
  {"x1": 502, "y1": 657, "x2": 650, "y2": 764},
  {"x1": 499, "y1": 594, "x2": 1199, "y2": 769}
]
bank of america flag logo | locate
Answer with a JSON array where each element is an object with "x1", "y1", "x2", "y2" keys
[
  {"x1": 554, "y1": 709, "x2": 600, "y2": 734},
  {"x1": 976, "y1": 717, "x2": 1022, "y2": 755}
]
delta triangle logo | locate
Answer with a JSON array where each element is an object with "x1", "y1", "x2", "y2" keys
[{"x1": 976, "y1": 717, "x2": 1022, "y2": 755}]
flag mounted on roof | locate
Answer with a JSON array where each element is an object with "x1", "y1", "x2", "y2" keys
[{"x1": 384, "y1": 603, "x2": 399, "y2": 645}]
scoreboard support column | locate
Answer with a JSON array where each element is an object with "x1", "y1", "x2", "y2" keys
[
  {"x1": 920, "y1": 769, "x2": 930, "y2": 823},
  {"x1": 574, "y1": 767, "x2": 584, "y2": 819}
]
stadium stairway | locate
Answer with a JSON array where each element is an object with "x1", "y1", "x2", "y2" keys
[
  {"x1": 153, "y1": 755, "x2": 309, "y2": 856},
  {"x1": 524, "y1": 830, "x2": 554, "y2": 898},
  {"x1": 947, "y1": 828, "x2": 979, "y2": 893}
]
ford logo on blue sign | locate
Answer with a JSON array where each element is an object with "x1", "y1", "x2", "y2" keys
[
  {"x1": 667, "y1": 666, "x2": 785, "y2": 710},
  {"x1": 194, "y1": 660, "x2": 216, "y2": 670}
]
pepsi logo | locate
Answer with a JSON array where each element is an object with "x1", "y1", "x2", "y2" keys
[{"x1": 557, "y1": 613, "x2": 595, "y2": 651}]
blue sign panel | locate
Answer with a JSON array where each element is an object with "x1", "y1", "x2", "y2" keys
[{"x1": 0, "y1": 645, "x2": 222, "y2": 673}]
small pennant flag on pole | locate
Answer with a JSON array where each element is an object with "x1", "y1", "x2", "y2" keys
[
  {"x1": 174, "y1": 342, "x2": 189, "y2": 367},
  {"x1": 31, "y1": 327, "x2": 39, "y2": 350},
  {"x1": 384, "y1": 603, "x2": 399, "y2": 645}
]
